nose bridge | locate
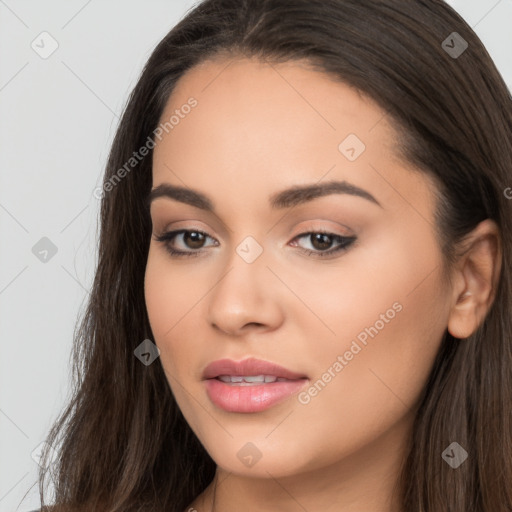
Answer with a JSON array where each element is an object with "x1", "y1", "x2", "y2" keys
[
  {"x1": 215, "y1": 233, "x2": 269, "y2": 303},
  {"x1": 206, "y1": 232, "x2": 283, "y2": 333}
]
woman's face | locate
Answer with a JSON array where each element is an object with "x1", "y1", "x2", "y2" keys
[{"x1": 145, "y1": 56, "x2": 453, "y2": 478}]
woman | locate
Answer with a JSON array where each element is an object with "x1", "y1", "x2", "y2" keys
[{"x1": 35, "y1": 0, "x2": 512, "y2": 511}]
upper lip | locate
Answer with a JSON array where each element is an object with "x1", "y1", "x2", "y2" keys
[{"x1": 202, "y1": 357, "x2": 307, "y2": 380}]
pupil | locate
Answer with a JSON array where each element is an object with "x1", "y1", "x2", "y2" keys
[
  {"x1": 186, "y1": 231, "x2": 205, "y2": 249},
  {"x1": 312, "y1": 233, "x2": 332, "y2": 250}
]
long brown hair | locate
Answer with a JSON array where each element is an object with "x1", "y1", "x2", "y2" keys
[{"x1": 35, "y1": 1, "x2": 512, "y2": 510}]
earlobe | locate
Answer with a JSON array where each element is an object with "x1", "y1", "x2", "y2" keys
[
  {"x1": 447, "y1": 290, "x2": 478, "y2": 339},
  {"x1": 447, "y1": 219, "x2": 502, "y2": 340}
]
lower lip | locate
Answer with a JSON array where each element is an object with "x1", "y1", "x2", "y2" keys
[{"x1": 204, "y1": 378, "x2": 309, "y2": 413}]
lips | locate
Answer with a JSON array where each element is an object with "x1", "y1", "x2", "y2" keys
[
  {"x1": 202, "y1": 357, "x2": 309, "y2": 413},
  {"x1": 202, "y1": 357, "x2": 307, "y2": 381}
]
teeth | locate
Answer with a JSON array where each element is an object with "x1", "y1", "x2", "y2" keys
[
  {"x1": 243, "y1": 375, "x2": 265, "y2": 383},
  {"x1": 217, "y1": 375, "x2": 286, "y2": 384}
]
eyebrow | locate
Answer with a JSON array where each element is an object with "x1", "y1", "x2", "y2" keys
[{"x1": 146, "y1": 180, "x2": 382, "y2": 211}]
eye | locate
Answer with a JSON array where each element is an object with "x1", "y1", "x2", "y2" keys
[
  {"x1": 153, "y1": 229, "x2": 218, "y2": 258},
  {"x1": 290, "y1": 230, "x2": 356, "y2": 258}
]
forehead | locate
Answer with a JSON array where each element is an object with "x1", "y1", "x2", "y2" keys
[
  {"x1": 151, "y1": 56, "x2": 434, "y2": 221},
  {"x1": 155, "y1": 55, "x2": 399, "y2": 160}
]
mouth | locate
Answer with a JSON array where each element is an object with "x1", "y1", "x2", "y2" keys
[
  {"x1": 202, "y1": 357, "x2": 308, "y2": 413},
  {"x1": 215, "y1": 375, "x2": 299, "y2": 385}
]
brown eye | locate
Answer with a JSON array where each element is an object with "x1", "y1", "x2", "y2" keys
[
  {"x1": 183, "y1": 231, "x2": 207, "y2": 249},
  {"x1": 310, "y1": 233, "x2": 335, "y2": 251},
  {"x1": 292, "y1": 231, "x2": 357, "y2": 258},
  {"x1": 154, "y1": 229, "x2": 218, "y2": 257}
]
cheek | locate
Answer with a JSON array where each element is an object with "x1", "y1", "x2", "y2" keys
[
  {"x1": 144, "y1": 248, "x2": 216, "y2": 437},
  {"x1": 300, "y1": 227, "x2": 448, "y2": 420},
  {"x1": 289, "y1": 277, "x2": 447, "y2": 471},
  {"x1": 144, "y1": 249, "x2": 195, "y2": 368},
  {"x1": 144, "y1": 250, "x2": 170, "y2": 338}
]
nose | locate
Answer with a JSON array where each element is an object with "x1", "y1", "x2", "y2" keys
[{"x1": 206, "y1": 245, "x2": 285, "y2": 337}]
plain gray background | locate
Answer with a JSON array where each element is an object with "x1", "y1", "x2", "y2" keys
[{"x1": 0, "y1": 1, "x2": 511, "y2": 510}]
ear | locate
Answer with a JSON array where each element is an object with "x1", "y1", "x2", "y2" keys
[{"x1": 447, "y1": 219, "x2": 502, "y2": 340}]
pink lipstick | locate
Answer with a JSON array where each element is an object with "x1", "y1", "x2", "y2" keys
[{"x1": 202, "y1": 357, "x2": 308, "y2": 413}]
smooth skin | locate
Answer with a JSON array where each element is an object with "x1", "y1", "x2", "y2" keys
[{"x1": 144, "y1": 56, "x2": 501, "y2": 512}]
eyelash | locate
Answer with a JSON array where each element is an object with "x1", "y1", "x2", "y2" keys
[{"x1": 154, "y1": 229, "x2": 356, "y2": 259}]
